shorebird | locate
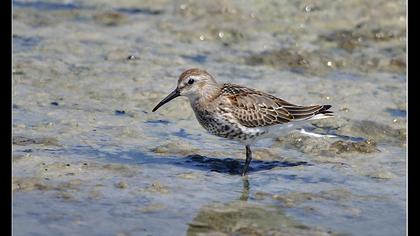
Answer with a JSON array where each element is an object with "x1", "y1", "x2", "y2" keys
[{"x1": 152, "y1": 68, "x2": 333, "y2": 176}]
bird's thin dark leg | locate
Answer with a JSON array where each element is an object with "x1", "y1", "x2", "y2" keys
[{"x1": 242, "y1": 145, "x2": 252, "y2": 176}]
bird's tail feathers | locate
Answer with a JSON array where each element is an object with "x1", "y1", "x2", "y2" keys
[{"x1": 309, "y1": 105, "x2": 334, "y2": 120}]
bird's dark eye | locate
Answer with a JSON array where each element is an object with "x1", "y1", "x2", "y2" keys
[{"x1": 188, "y1": 78, "x2": 194, "y2": 84}]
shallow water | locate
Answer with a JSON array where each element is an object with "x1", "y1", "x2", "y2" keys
[{"x1": 13, "y1": 0, "x2": 406, "y2": 235}]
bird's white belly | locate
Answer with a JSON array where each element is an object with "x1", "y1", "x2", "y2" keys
[{"x1": 240, "y1": 121, "x2": 308, "y2": 145}]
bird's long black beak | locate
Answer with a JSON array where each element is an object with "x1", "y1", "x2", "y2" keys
[{"x1": 152, "y1": 89, "x2": 180, "y2": 112}]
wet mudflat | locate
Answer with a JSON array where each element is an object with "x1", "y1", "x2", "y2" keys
[{"x1": 13, "y1": 0, "x2": 406, "y2": 235}]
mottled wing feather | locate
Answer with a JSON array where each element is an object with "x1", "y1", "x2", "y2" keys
[
  {"x1": 221, "y1": 84, "x2": 293, "y2": 127},
  {"x1": 221, "y1": 83, "x2": 329, "y2": 128}
]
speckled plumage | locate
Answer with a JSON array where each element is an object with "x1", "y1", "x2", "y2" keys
[
  {"x1": 152, "y1": 68, "x2": 334, "y2": 175},
  {"x1": 190, "y1": 82, "x2": 332, "y2": 145}
]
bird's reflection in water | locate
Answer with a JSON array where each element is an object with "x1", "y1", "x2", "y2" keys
[{"x1": 239, "y1": 177, "x2": 250, "y2": 201}]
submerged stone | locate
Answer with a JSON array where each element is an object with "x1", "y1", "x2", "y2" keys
[
  {"x1": 13, "y1": 136, "x2": 61, "y2": 146},
  {"x1": 245, "y1": 49, "x2": 310, "y2": 72},
  {"x1": 329, "y1": 139, "x2": 378, "y2": 154},
  {"x1": 187, "y1": 202, "x2": 333, "y2": 236},
  {"x1": 93, "y1": 11, "x2": 128, "y2": 26},
  {"x1": 335, "y1": 120, "x2": 406, "y2": 145}
]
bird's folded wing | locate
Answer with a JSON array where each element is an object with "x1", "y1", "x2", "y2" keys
[{"x1": 221, "y1": 84, "x2": 325, "y2": 128}]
